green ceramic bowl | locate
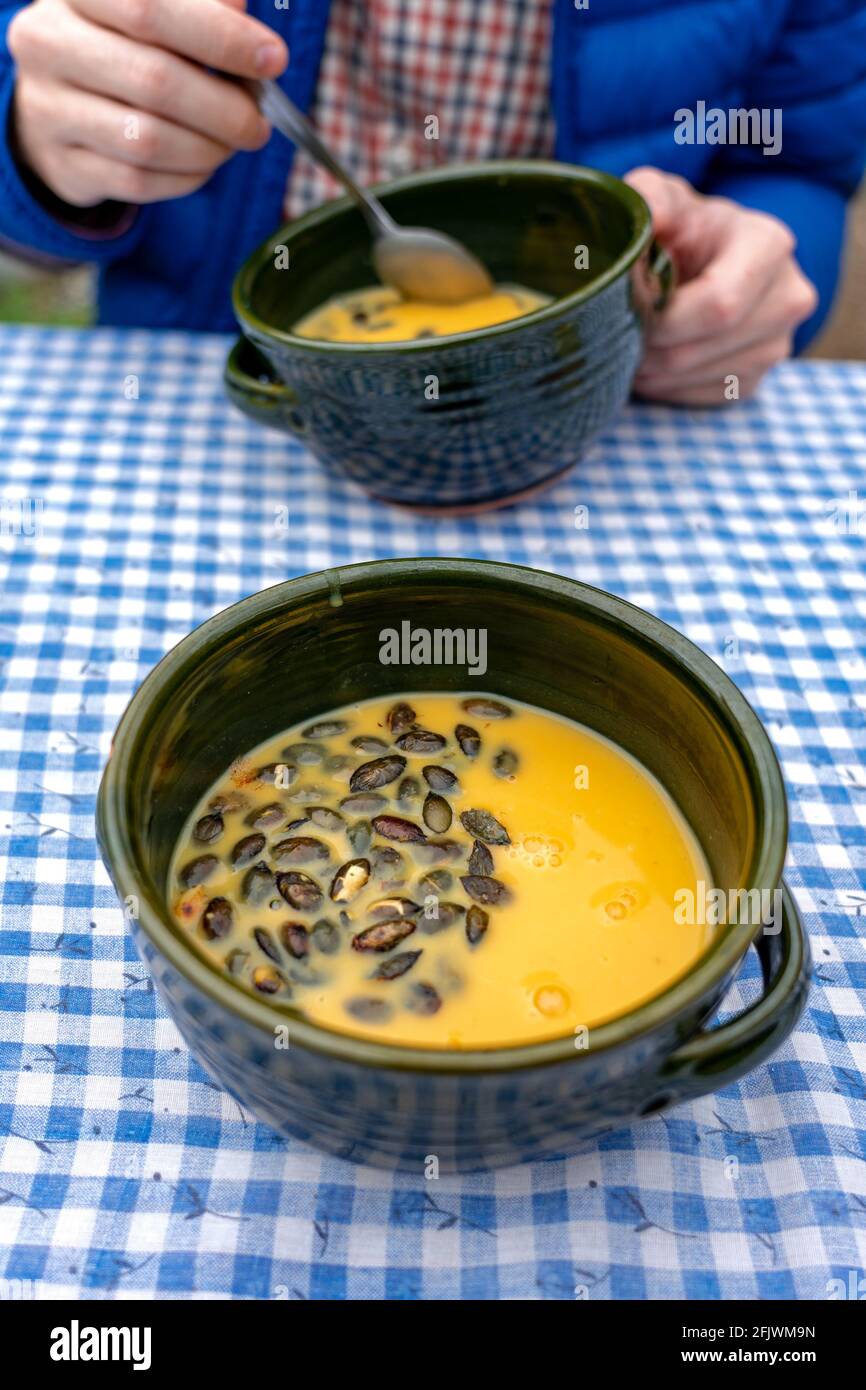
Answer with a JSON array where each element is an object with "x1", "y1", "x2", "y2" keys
[
  {"x1": 227, "y1": 161, "x2": 672, "y2": 510},
  {"x1": 96, "y1": 560, "x2": 809, "y2": 1172}
]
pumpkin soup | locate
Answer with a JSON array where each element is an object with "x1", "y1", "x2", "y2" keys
[
  {"x1": 169, "y1": 694, "x2": 712, "y2": 1048},
  {"x1": 293, "y1": 283, "x2": 551, "y2": 343}
]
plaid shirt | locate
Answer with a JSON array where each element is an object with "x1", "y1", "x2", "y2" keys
[{"x1": 285, "y1": 0, "x2": 555, "y2": 219}]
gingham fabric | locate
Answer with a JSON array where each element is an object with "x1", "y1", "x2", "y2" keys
[
  {"x1": 284, "y1": 0, "x2": 555, "y2": 218},
  {"x1": 0, "y1": 326, "x2": 864, "y2": 1301}
]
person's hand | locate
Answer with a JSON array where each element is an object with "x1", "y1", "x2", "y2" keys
[
  {"x1": 624, "y1": 167, "x2": 819, "y2": 405},
  {"x1": 8, "y1": 0, "x2": 288, "y2": 208}
]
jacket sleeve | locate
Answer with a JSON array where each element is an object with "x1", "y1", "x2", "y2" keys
[
  {"x1": 703, "y1": 0, "x2": 866, "y2": 350},
  {"x1": 0, "y1": 3, "x2": 144, "y2": 264}
]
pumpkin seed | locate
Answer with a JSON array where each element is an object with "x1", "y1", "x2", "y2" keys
[
  {"x1": 330, "y1": 858, "x2": 371, "y2": 902},
  {"x1": 370, "y1": 845, "x2": 406, "y2": 883},
  {"x1": 272, "y1": 835, "x2": 330, "y2": 865},
  {"x1": 373, "y1": 950, "x2": 422, "y2": 981},
  {"x1": 423, "y1": 791, "x2": 453, "y2": 833},
  {"x1": 386, "y1": 701, "x2": 416, "y2": 735},
  {"x1": 281, "y1": 921, "x2": 310, "y2": 959},
  {"x1": 241, "y1": 861, "x2": 275, "y2": 905},
  {"x1": 291, "y1": 784, "x2": 332, "y2": 805},
  {"x1": 193, "y1": 813, "x2": 223, "y2": 843},
  {"x1": 302, "y1": 719, "x2": 349, "y2": 739},
  {"x1": 340, "y1": 792, "x2": 387, "y2": 815},
  {"x1": 323, "y1": 753, "x2": 353, "y2": 779},
  {"x1": 311, "y1": 920, "x2": 341, "y2": 955},
  {"x1": 225, "y1": 949, "x2": 249, "y2": 976},
  {"x1": 460, "y1": 698, "x2": 511, "y2": 720},
  {"x1": 372, "y1": 814, "x2": 427, "y2": 842},
  {"x1": 468, "y1": 840, "x2": 494, "y2": 876},
  {"x1": 257, "y1": 762, "x2": 297, "y2": 787},
  {"x1": 254, "y1": 926, "x2": 281, "y2": 963},
  {"x1": 281, "y1": 741, "x2": 325, "y2": 765},
  {"x1": 245, "y1": 802, "x2": 285, "y2": 830},
  {"x1": 309, "y1": 805, "x2": 344, "y2": 832},
  {"x1": 349, "y1": 754, "x2": 406, "y2": 793},
  {"x1": 412, "y1": 838, "x2": 462, "y2": 864},
  {"x1": 455, "y1": 723, "x2": 480, "y2": 759},
  {"x1": 418, "y1": 868, "x2": 453, "y2": 895},
  {"x1": 352, "y1": 918, "x2": 417, "y2": 952},
  {"x1": 368, "y1": 896, "x2": 420, "y2": 921},
  {"x1": 230, "y1": 832, "x2": 266, "y2": 868},
  {"x1": 351, "y1": 735, "x2": 389, "y2": 753},
  {"x1": 423, "y1": 765, "x2": 458, "y2": 792},
  {"x1": 276, "y1": 871, "x2": 323, "y2": 913},
  {"x1": 420, "y1": 901, "x2": 465, "y2": 934},
  {"x1": 459, "y1": 809, "x2": 510, "y2": 845},
  {"x1": 460, "y1": 875, "x2": 511, "y2": 905},
  {"x1": 208, "y1": 790, "x2": 249, "y2": 815},
  {"x1": 407, "y1": 982, "x2": 442, "y2": 1015},
  {"x1": 465, "y1": 905, "x2": 489, "y2": 945},
  {"x1": 493, "y1": 748, "x2": 519, "y2": 780},
  {"x1": 347, "y1": 819, "x2": 372, "y2": 855},
  {"x1": 284, "y1": 816, "x2": 310, "y2": 833},
  {"x1": 345, "y1": 996, "x2": 392, "y2": 1022},
  {"x1": 253, "y1": 965, "x2": 287, "y2": 995},
  {"x1": 396, "y1": 729, "x2": 446, "y2": 754},
  {"x1": 202, "y1": 897, "x2": 233, "y2": 939},
  {"x1": 178, "y1": 854, "x2": 218, "y2": 888},
  {"x1": 397, "y1": 775, "x2": 420, "y2": 803}
]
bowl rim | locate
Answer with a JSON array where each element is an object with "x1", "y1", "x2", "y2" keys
[
  {"x1": 232, "y1": 158, "x2": 654, "y2": 355},
  {"x1": 97, "y1": 558, "x2": 788, "y2": 1075}
]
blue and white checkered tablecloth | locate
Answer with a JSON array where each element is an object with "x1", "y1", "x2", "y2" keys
[{"x1": 0, "y1": 325, "x2": 864, "y2": 1302}]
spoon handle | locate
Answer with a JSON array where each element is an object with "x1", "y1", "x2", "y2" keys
[{"x1": 249, "y1": 79, "x2": 395, "y2": 239}]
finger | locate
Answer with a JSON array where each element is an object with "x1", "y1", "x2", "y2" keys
[
  {"x1": 41, "y1": 144, "x2": 209, "y2": 206},
  {"x1": 649, "y1": 210, "x2": 795, "y2": 350},
  {"x1": 635, "y1": 332, "x2": 793, "y2": 395},
  {"x1": 71, "y1": 0, "x2": 288, "y2": 78},
  {"x1": 34, "y1": 83, "x2": 230, "y2": 173},
  {"x1": 48, "y1": 16, "x2": 270, "y2": 150},
  {"x1": 639, "y1": 264, "x2": 809, "y2": 376}
]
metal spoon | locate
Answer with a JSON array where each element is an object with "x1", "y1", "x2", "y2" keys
[{"x1": 250, "y1": 79, "x2": 494, "y2": 304}]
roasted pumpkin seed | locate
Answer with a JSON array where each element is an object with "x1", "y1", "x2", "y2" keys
[
  {"x1": 230, "y1": 832, "x2": 266, "y2": 868},
  {"x1": 423, "y1": 791, "x2": 453, "y2": 833},
  {"x1": 461, "y1": 875, "x2": 511, "y2": 906},
  {"x1": 178, "y1": 854, "x2": 218, "y2": 888},
  {"x1": 276, "y1": 871, "x2": 323, "y2": 912},
  {"x1": 309, "y1": 805, "x2": 344, "y2": 832},
  {"x1": 241, "y1": 861, "x2": 275, "y2": 905},
  {"x1": 396, "y1": 729, "x2": 447, "y2": 754},
  {"x1": 202, "y1": 897, "x2": 233, "y2": 939},
  {"x1": 281, "y1": 741, "x2": 324, "y2": 765},
  {"x1": 460, "y1": 698, "x2": 511, "y2": 720},
  {"x1": 253, "y1": 965, "x2": 286, "y2": 994},
  {"x1": 351, "y1": 735, "x2": 389, "y2": 753},
  {"x1": 257, "y1": 762, "x2": 297, "y2": 787},
  {"x1": 407, "y1": 982, "x2": 442, "y2": 1015},
  {"x1": 468, "y1": 840, "x2": 494, "y2": 876},
  {"x1": 386, "y1": 701, "x2": 416, "y2": 735},
  {"x1": 323, "y1": 753, "x2": 353, "y2": 779},
  {"x1": 345, "y1": 996, "x2": 392, "y2": 1022},
  {"x1": 371, "y1": 813, "x2": 427, "y2": 842},
  {"x1": 245, "y1": 802, "x2": 286, "y2": 830},
  {"x1": 455, "y1": 723, "x2": 480, "y2": 758},
  {"x1": 311, "y1": 920, "x2": 341, "y2": 955},
  {"x1": 459, "y1": 809, "x2": 510, "y2": 845},
  {"x1": 340, "y1": 792, "x2": 387, "y2": 815},
  {"x1": 329, "y1": 858, "x2": 371, "y2": 902},
  {"x1": 349, "y1": 754, "x2": 406, "y2": 793},
  {"x1": 208, "y1": 790, "x2": 249, "y2": 816},
  {"x1": 373, "y1": 950, "x2": 422, "y2": 980},
  {"x1": 412, "y1": 837, "x2": 461, "y2": 864},
  {"x1": 370, "y1": 845, "x2": 406, "y2": 883},
  {"x1": 272, "y1": 835, "x2": 330, "y2": 865},
  {"x1": 352, "y1": 918, "x2": 416, "y2": 952},
  {"x1": 397, "y1": 775, "x2": 420, "y2": 803},
  {"x1": 420, "y1": 900, "x2": 464, "y2": 933},
  {"x1": 418, "y1": 868, "x2": 453, "y2": 895},
  {"x1": 347, "y1": 819, "x2": 372, "y2": 854},
  {"x1": 281, "y1": 921, "x2": 310, "y2": 959},
  {"x1": 368, "y1": 896, "x2": 420, "y2": 921},
  {"x1": 193, "y1": 813, "x2": 223, "y2": 843},
  {"x1": 465, "y1": 905, "x2": 489, "y2": 945},
  {"x1": 423, "y1": 765, "x2": 458, "y2": 792},
  {"x1": 253, "y1": 926, "x2": 281, "y2": 963},
  {"x1": 493, "y1": 748, "x2": 519, "y2": 780},
  {"x1": 302, "y1": 719, "x2": 349, "y2": 739}
]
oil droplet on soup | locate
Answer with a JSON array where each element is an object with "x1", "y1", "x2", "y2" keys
[
  {"x1": 293, "y1": 284, "x2": 551, "y2": 344},
  {"x1": 168, "y1": 694, "x2": 713, "y2": 1049}
]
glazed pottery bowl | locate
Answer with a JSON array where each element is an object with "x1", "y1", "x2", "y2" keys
[
  {"x1": 227, "y1": 161, "x2": 672, "y2": 511},
  {"x1": 96, "y1": 559, "x2": 809, "y2": 1172}
]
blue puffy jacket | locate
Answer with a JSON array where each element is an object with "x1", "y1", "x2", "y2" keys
[{"x1": 1, "y1": 0, "x2": 865, "y2": 347}]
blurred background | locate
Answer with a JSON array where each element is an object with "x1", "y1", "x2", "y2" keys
[{"x1": 2, "y1": 185, "x2": 863, "y2": 357}]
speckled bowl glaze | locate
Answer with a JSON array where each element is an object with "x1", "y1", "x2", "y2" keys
[
  {"x1": 227, "y1": 162, "x2": 672, "y2": 510},
  {"x1": 97, "y1": 560, "x2": 809, "y2": 1172}
]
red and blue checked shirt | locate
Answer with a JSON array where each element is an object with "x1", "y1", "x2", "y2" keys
[{"x1": 285, "y1": 0, "x2": 555, "y2": 218}]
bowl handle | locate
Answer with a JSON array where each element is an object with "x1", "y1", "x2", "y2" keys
[
  {"x1": 647, "y1": 238, "x2": 676, "y2": 312},
  {"x1": 224, "y1": 336, "x2": 308, "y2": 435},
  {"x1": 656, "y1": 881, "x2": 810, "y2": 1107}
]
